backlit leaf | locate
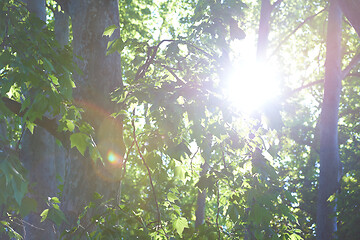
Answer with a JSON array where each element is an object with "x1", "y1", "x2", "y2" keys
[
  {"x1": 103, "y1": 24, "x2": 118, "y2": 37},
  {"x1": 173, "y1": 217, "x2": 188, "y2": 237},
  {"x1": 70, "y1": 133, "x2": 89, "y2": 156}
]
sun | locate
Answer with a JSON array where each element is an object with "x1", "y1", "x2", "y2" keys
[{"x1": 224, "y1": 39, "x2": 281, "y2": 113}]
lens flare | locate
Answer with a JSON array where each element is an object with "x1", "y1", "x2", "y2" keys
[
  {"x1": 107, "y1": 150, "x2": 123, "y2": 166},
  {"x1": 74, "y1": 99, "x2": 125, "y2": 182}
]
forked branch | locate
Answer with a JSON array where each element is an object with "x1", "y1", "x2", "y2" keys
[{"x1": 131, "y1": 113, "x2": 168, "y2": 239}]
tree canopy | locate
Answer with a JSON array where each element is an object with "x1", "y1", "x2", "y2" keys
[{"x1": 1, "y1": 0, "x2": 360, "y2": 239}]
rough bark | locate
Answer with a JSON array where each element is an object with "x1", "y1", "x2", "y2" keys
[
  {"x1": 54, "y1": 6, "x2": 69, "y2": 48},
  {"x1": 21, "y1": 129, "x2": 58, "y2": 240},
  {"x1": 316, "y1": 0, "x2": 342, "y2": 239},
  {"x1": 54, "y1": 4, "x2": 70, "y2": 186},
  {"x1": 59, "y1": 0, "x2": 124, "y2": 233},
  {"x1": 25, "y1": 0, "x2": 46, "y2": 21},
  {"x1": 21, "y1": 1, "x2": 58, "y2": 239}
]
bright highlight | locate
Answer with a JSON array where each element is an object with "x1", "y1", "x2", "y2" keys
[
  {"x1": 107, "y1": 150, "x2": 123, "y2": 166},
  {"x1": 225, "y1": 61, "x2": 280, "y2": 113}
]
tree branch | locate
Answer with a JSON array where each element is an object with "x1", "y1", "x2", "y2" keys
[
  {"x1": 135, "y1": 39, "x2": 214, "y2": 81},
  {"x1": 347, "y1": 72, "x2": 360, "y2": 78},
  {"x1": 271, "y1": 0, "x2": 284, "y2": 10},
  {"x1": 0, "y1": 97, "x2": 70, "y2": 148},
  {"x1": 131, "y1": 113, "x2": 168, "y2": 239},
  {"x1": 154, "y1": 60, "x2": 186, "y2": 84},
  {"x1": 216, "y1": 180, "x2": 221, "y2": 240},
  {"x1": 270, "y1": 6, "x2": 328, "y2": 58},
  {"x1": 342, "y1": 52, "x2": 360, "y2": 78},
  {"x1": 338, "y1": 0, "x2": 360, "y2": 38},
  {"x1": 286, "y1": 79, "x2": 323, "y2": 97},
  {"x1": 285, "y1": 51, "x2": 360, "y2": 98}
]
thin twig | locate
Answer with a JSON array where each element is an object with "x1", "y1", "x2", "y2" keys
[
  {"x1": 287, "y1": 79, "x2": 323, "y2": 97},
  {"x1": 190, "y1": 146, "x2": 200, "y2": 175},
  {"x1": 342, "y1": 52, "x2": 360, "y2": 78},
  {"x1": 18, "y1": 218, "x2": 45, "y2": 231},
  {"x1": 131, "y1": 113, "x2": 168, "y2": 239},
  {"x1": 270, "y1": 6, "x2": 328, "y2": 58},
  {"x1": 154, "y1": 61, "x2": 186, "y2": 84},
  {"x1": 216, "y1": 180, "x2": 221, "y2": 240},
  {"x1": 285, "y1": 51, "x2": 360, "y2": 98},
  {"x1": 117, "y1": 140, "x2": 135, "y2": 205},
  {"x1": 221, "y1": 148, "x2": 227, "y2": 169},
  {"x1": 135, "y1": 40, "x2": 175, "y2": 81},
  {"x1": 180, "y1": 40, "x2": 215, "y2": 59},
  {"x1": 135, "y1": 39, "x2": 214, "y2": 81}
]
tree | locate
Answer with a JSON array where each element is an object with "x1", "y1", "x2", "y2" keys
[
  {"x1": 2, "y1": 0, "x2": 360, "y2": 239},
  {"x1": 316, "y1": 0, "x2": 342, "y2": 239},
  {"x1": 20, "y1": 1, "x2": 60, "y2": 239},
  {"x1": 54, "y1": 0, "x2": 124, "y2": 235}
]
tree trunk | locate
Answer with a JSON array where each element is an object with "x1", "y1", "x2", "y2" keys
[
  {"x1": 21, "y1": 1, "x2": 58, "y2": 239},
  {"x1": 316, "y1": 0, "x2": 342, "y2": 239},
  {"x1": 0, "y1": 120, "x2": 11, "y2": 240},
  {"x1": 256, "y1": 0, "x2": 272, "y2": 62},
  {"x1": 195, "y1": 161, "x2": 209, "y2": 228},
  {"x1": 54, "y1": 4, "x2": 70, "y2": 188},
  {"x1": 21, "y1": 129, "x2": 58, "y2": 240},
  {"x1": 60, "y1": 0, "x2": 124, "y2": 233},
  {"x1": 54, "y1": 6, "x2": 69, "y2": 48}
]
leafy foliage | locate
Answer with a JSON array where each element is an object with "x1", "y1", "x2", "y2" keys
[{"x1": 1, "y1": 0, "x2": 360, "y2": 239}]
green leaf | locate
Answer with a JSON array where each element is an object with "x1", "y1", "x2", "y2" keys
[
  {"x1": 327, "y1": 193, "x2": 336, "y2": 203},
  {"x1": 289, "y1": 233, "x2": 303, "y2": 240},
  {"x1": 20, "y1": 196, "x2": 37, "y2": 218},
  {"x1": 103, "y1": 24, "x2": 118, "y2": 37},
  {"x1": 175, "y1": 165, "x2": 186, "y2": 182},
  {"x1": 66, "y1": 120, "x2": 75, "y2": 132},
  {"x1": 47, "y1": 207, "x2": 67, "y2": 227},
  {"x1": 40, "y1": 209, "x2": 49, "y2": 222},
  {"x1": 173, "y1": 217, "x2": 189, "y2": 237},
  {"x1": 12, "y1": 177, "x2": 27, "y2": 205},
  {"x1": 50, "y1": 197, "x2": 60, "y2": 204},
  {"x1": 249, "y1": 204, "x2": 271, "y2": 225},
  {"x1": 70, "y1": 133, "x2": 89, "y2": 156},
  {"x1": 147, "y1": 153, "x2": 162, "y2": 170},
  {"x1": 106, "y1": 38, "x2": 124, "y2": 55},
  {"x1": 26, "y1": 122, "x2": 35, "y2": 134},
  {"x1": 42, "y1": 58, "x2": 55, "y2": 72},
  {"x1": 285, "y1": 191, "x2": 298, "y2": 204},
  {"x1": 167, "y1": 192, "x2": 178, "y2": 203},
  {"x1": 196, "y1": 175, "x2": 215, "y2": 191},
  {"x1": 227, "y1": 204, "x2": 239, "y2": 223},
  {"x1": 93, "y1": 192, "x2": 103, "y2": 200},
  {"x1": 166, "y1": 142, "x2": 191, "y2": 161},
  {"x1": 141, "y1": 8, "x2": 151, "y2": 15}
]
